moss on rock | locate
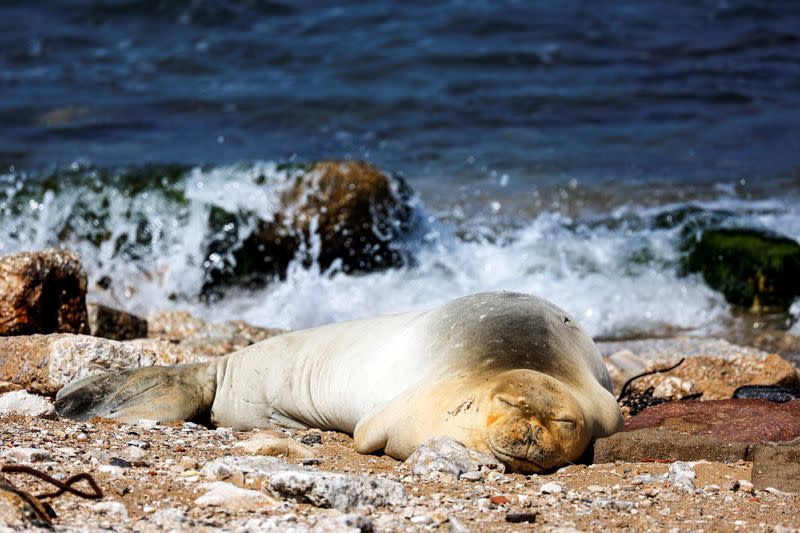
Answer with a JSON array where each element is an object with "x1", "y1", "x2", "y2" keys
[{"x1": 685, "y1": 228, "x2": 800, "y2": 310}]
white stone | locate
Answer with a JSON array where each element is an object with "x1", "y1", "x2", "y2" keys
[
  {"x1": 269, "y1": 470, "x2": 406, "y2": 511},
  {"x1": 734, "y1": 479, "x2": 754, "y2": 493},
  {"x1": 91, "y1": 501, "x2": 129, "y2": 518},
  {"x1": 195, "y1": 481, "x2": 271, "y2": 510},
  {"x1": 0, "y1": 390, "x2": 55, "y2": 418},
  {"x1": 668, "y1": 462, "x2": 696, "y2": 492},
  {"x1": 2, "y1": 447, "x2": 52, "y2": 463},
  {"x1": 234, "y1": 430, "x2": 317, "y2": 460},
  {"x1": 151, "y1": 507, "x2": 186, "y2": 527},
  {"x1": 540, "y1": 482, "x2": 563, "y2": 494},
  {"x1": 404, "y1": 436, "x2": 504, "y2": 483}
]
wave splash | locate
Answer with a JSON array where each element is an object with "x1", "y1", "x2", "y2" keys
[{"x1": 2, "y1": 161, "x2": 798, "y2": 339}]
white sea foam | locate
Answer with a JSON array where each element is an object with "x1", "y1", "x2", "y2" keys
[
  {"x1": 1, "y1": 163, "x2": 798, "y2": 339},
  {"x1": 181, "y1": 211, "x2": 730, "y2": 338}
]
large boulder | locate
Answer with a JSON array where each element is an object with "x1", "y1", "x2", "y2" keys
[
  {"x1": 0, "y1": 310, "x2": 285, "y2": 394},
  {"x1": 0, "y1": 249, "x2": 89, "y2": 335},
  {"x1": 595, "y1": 399, "x2": 800, "y2": 464},
  {"x1": 684, "y1": 228, "x2": 800, "y2": 310},
  {"x1": 752, "y1": 444, "x2": 800, "y2": 493},
  {"x1": 203, "y1": 160, "x2": 416, "y2": 292},
  {"x1": 623, "y1": 398, "x2": 800, "y2": 441},
  {"x1": 0, "y1": 334, "x2": 198, "y2": 395}
]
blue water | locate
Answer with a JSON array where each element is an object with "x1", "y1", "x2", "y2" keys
[{"x1": 1, "y1": 1, "x2": 799, "y2": 336}]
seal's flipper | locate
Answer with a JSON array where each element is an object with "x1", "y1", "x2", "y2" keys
[
  {"x1": 353, "y1": 410, "x2": 390, "y2": 454},
  {"x1": 55, "y1": 363, "x2": 217, "y2": 424}
]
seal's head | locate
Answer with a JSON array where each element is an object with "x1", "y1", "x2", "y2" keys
[{"x1": 480, "y1": 369, "x2": 590, "y2": 473}]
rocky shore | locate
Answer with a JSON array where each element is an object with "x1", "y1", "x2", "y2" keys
[{"x1": 1, "y1": 237, "x2": 800, "y2": 530}]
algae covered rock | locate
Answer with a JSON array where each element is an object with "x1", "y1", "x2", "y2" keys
[
  {"x1": 203, "y1": 160, "x2": 417, "y2": 292},
  {"x1": 685, "y1": 228, "x2": 800, "y2": 310}
]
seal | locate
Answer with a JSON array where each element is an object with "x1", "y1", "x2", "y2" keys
[{"x1": 55, "y1": 292, "x2": 623, "y2": 472}]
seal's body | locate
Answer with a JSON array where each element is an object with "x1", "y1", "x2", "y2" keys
[{"x1": 56, "y1": 292, "x2": 623, "y2": 472}]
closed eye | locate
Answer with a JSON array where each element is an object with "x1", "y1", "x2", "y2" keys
[
  {"x1": 553, "y1": 419, "x2": 577, "y2": 430},
  {"x1": 495, "y1": 395, "x2": 523, "y2": 409}
]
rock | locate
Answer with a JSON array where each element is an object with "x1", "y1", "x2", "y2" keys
[
  {"x1": 752, "y1": 443, "x2": 800, "y2": 493},
  {"x1": 203, "y1": 160, "x2": 416, "y2": 292},
  {"x1": 234, "y1": 430, "x2": 317, "y2": 460},
  {"x1": 151, "y1": 507, "x2": 186, "y2": 528},
  {"x1": 268, "y1": 469, "x2": 406, "y2": 512},
  {"x1": 0, "y1": 390, "x2": 56, "y2": 418},
  {"x1": 601, "y1": 337, "x2": 795, "y2": 399},
  {"x1": 404, "y1": 436, "x2": 505, "y2": 482},
  {"x1": 311, "y1": 513, "x2": 374, "y2": 532},
  {"x1": 450, "y1": 515, "x2": 471, "y2": 531},
  {"x1": 618, "y1": 354, "x2": 799, "y2": 402},
  {"x1": 194, "y1": 481, "x2": 273, "y2": 510},
  {"x1": 204, "y1": 458, "x2": 405, "y2": 512},
  {"x1": 0, "y1": 479, "x2": 53, "y2": 529},
  {"x1": 540, "y1": 482, "x2": 563, "y2": 494},
  {"x1": 595, "y1": 428, "x2": 753, "y2": 464},
  {"x1": 1, "y1": 447, "x2": 53, "y2": 463},
  {"x1": 87, "y1": 303, "x2": 147, "y2": 340},
  {"x1": 684, "y1": 228, "x2": 800, "y2": 310},
  {"x1": 201, "y1": 456, "x2": 299, "y2": 481},
  {"x1": 147, "y1": 310, "x2": 286, "y2": 357},
  {"x1": 624, "y1": 399, "x2": 800, "y2": 440},
  {"x1": 733, "y1": 479, "x2": 755, "y2": 493},
  {"x1": 0, "y1": 249, "x2": 89, "y2": 335},
  {"x1": 668, "y1": 462, "x2": 696, "y2": 492},
  {"x1": 91, "y1": 500, "x2": 129, "y2": 518},
  {"x1": 506, "y1": 512, "x2": 538, "y2": 524},
  {"x1": 0, "y1": 334, "x2": 207, "y2": 395},
  {"x1": 595, "y1": 400, "x2": 800, "y2": 463}
]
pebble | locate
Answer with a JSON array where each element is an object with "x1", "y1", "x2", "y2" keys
[
  {"x1": 668, "y1": 462, "x2": 696, "y2": 492},
  {"x1": 234, "y1": 430, "x2": 317, "y2": 460},
  {"x1": 312, "y1": 512, "x2": 373, "y2": 532},
  {"x1": 410, "y1": 514, "x2": 433, "y2": 525},
  {"x1": 540, "y1": 482, "x2": 563, "y2": 494},
  {"x1": 91, "y1": 501, "x2": 129, "y2": 518},
  {"x1": 2, "y1": 447, "x2": 52, "y2": 463},
  {"x1": 151, "y1": 507, "x2": 186, "y2": 527},
  {"x1": 98, "y1": 465, "x2": 126, "y2": 476},
  {"x1": 194, "y1": 481, "x2": 272, "y2": 510},
  {"x1": 450, "y1": 515, "x2": 471, "y2": 533}
]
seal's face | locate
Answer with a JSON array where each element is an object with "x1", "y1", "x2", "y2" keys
[{"x1": 482, "y1": 370, "x2": 588, "y2": 473}]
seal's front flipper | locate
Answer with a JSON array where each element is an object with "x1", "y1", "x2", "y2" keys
[{"x1": 55, "y1": 363, "x2": 217, "y2": 424}]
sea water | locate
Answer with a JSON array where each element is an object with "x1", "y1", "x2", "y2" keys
[{"x1": 1, "y1": 1, "x2": 799, "y2": 338}]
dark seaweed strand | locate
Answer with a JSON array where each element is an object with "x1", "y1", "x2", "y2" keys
[
  {"x1": 616, "y1": 358, "x2": 686, "y2": 403},
  {"x1": 0, "y1": 464, "x2": 103, "y2": 500}
]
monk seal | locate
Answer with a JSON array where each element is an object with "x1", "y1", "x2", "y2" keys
[{"x1": 55, "y1": 292, "x2": 623, "y2": 472}]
